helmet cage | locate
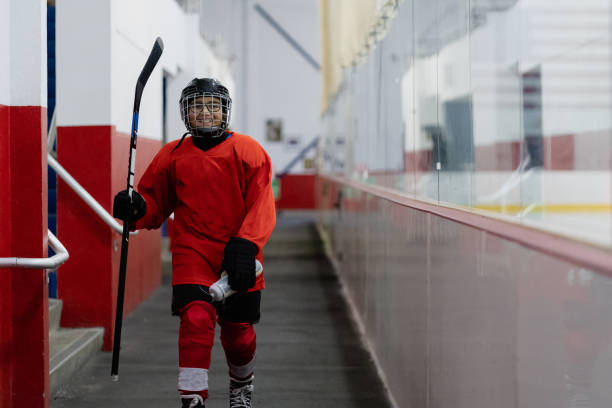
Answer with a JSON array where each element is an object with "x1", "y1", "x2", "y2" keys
[{"x1": 180, "y1": 91, "x2": 232, "y2": 138}]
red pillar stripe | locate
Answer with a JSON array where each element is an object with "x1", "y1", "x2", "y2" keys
[
  {"x1": 0, "y1": 105, "x2": 10, "y2": 256},
  {"x1": 57, "y1": 125, "x2": 114, "y2": 348},
  {"x1": 0, "y1": 104, "x2": 12, "y2": 408},
  {"x1": 0, "y1": 106, "x2": 48, "y2": 407}
]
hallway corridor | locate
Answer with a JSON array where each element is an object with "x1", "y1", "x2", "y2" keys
[{"x1": 51, "y1": 213, "x2": 393, "y2": 408}]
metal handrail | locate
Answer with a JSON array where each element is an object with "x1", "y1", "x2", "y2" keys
[
  {"x1": 277, "y1": 136, "x2": 319, "y2": 178},
  {"x1": 0, "y1": 230, "x2": 69, "y2": 269},
  {"x1": 48, "y1": 154, "x2": 137, "y2": 235}
]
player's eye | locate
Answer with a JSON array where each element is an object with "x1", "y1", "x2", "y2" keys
[{"x1": 204, "y1": 101, "x2": 221, "y2": 112}]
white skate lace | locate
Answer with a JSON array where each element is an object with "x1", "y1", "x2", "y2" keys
[
  {"x1": 229, "y1": 383, "x2": 254, "y2": 408},
  {"x1": 181, "y1": 394, "x2": 204, "y2": 408}
]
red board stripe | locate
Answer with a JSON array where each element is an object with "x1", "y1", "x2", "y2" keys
[{"x1": 320, "y1": 174, "x2": 612, "y2": 277}]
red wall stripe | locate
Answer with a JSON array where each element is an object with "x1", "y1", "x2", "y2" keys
[
  {"x1": 10, "y1": 107, "x2": 48, "y2": 255},
  {"x1": 0, "y1": 106, "x2": 48, "y2": 407},
  {"x1": 275, "y1": 174, "x2": 316, "y2": 209},
  {"x1": 404, "y1": 132, "x2": 602, "y2": 171},
  {"x1": 0, "y1": 105, "x2": 10, "y2": 257},
  {"x1": 57, "y1": 126, "x2": 161, "y2": 350},
  {"x1": 112, "y1": 132, "x2": 161, "y2": 318},
  {"x1": 547, "y1": 134, "x2": 574, "y2": 170},
  {"x1": 474, "y1": 141, "x2": 521, "y2": 171},
  {"x1": 57, "y1": 125, "x2": 114, "y2": 348}
]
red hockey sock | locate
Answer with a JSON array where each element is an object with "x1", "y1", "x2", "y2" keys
[{"x1": 219, "y1": 318, "x2": 256, "y2": 380}]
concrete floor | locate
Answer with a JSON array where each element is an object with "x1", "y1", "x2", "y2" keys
[{"x1": 51, "y1": 213, "x2": 393, "y2": 408}]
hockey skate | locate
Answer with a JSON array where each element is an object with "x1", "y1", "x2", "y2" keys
[
  {"x1": 181, "y1": 394, "x2": 205, "y2": 408},
  {"x1": 229, "y1": 380, "x2": 254, "y2": 408}
]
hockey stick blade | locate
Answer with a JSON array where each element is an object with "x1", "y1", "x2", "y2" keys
[{"x1": 133, "y1": 37, "x2": 164, "y2": 113}]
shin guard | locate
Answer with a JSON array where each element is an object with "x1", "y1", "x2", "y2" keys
[{"x1": 178, "y1": 301, "x2": 216, "y2": 400}]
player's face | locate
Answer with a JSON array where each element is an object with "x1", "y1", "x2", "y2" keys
[{"x1": 188, "y1": 96, "x2": 223, "y2": 129}]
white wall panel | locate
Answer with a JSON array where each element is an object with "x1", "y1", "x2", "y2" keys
[
  {"x1": 199, "y1": 0, "x2": 321, "y2": 174},
  {"x1": 0, "y1": 0, "x2": 10, "y2": 106},
  {"x1": 4, "y1": 0, "x2": 47, "y2": 107},
  {"x1": 246, "y1": 0, "x2": 321, "y2": 173},
  {"x1": 57, "y1": 0, "x2": 111, "y2": 125},
  {"x1": 111, "y1": 0, "x2": 183, "y2": 139}
]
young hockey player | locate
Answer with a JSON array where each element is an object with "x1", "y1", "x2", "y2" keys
[{"x1": 113, "y1": 78, "x2": 276, "y2": 408}]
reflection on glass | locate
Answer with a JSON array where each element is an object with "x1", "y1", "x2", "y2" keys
[
  {"x1": 319, "y1": 0, "x2": 611, "y2": 246},
  {"x1": 414, "y1": 0, "x2": 440, "y2": 201}
]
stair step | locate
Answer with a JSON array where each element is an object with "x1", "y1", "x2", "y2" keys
[
  {"x1": 49, "y1": 298, "x2": 62, "y2": 332},
  {"x1": 49, "y1": 327, "x2": 104, "y2": 393},
  {"x1": 264, "y1": 239, "x2": 323, "y2": 257},
  {"x1": 265, "y1": 218, "x2": 323, "y2": 257}
]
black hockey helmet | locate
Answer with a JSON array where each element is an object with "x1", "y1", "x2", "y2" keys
[{"x1": 179, "y1": 78, "x2": 232, "y2": 138}]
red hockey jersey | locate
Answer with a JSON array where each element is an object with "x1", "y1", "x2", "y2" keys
[{"x1": 134, "y1": 132, "x2": 276, "y2": 289}]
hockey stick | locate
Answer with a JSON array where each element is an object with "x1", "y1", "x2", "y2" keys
[{"x1": 111, "y1": 37, "x2": 164, "y2": 381}]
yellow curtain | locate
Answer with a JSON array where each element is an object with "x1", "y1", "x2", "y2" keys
[{"x1": 319, "y1": 0, "x2": 398, "y2": 114}]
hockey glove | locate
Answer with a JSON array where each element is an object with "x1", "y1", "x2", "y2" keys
[
  {"x1": 112, "y1": 190, "x2": 146, "y2": 222},
  {"x1": 222, "y1": 237, "x2": 258, "y2": 292}
]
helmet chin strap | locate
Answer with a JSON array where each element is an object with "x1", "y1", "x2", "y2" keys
[{"x1": 193, "y1": 127, "x2": 225, "y2": 138}]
